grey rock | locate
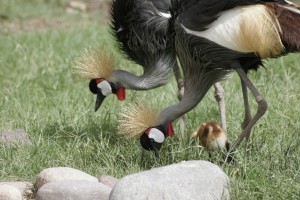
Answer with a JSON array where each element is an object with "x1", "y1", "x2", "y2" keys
[
  {"x1": 109, "y1": 160, "x2": 230, "y2": 200},
  {"x1": 0, "y1": 184, "x2": 22, "y2": 200},
  {"x1": 0, "y1": 182, "x2": 33, "y2": 199},
  {"x1": 0, "y1": 129, "x2": 31, "y2": 145},
  {"x1": 36, "y1": 180, "x2": 111, "y2": 200},
  {"x1": 99, "y1": 175, "x2": 119, "y2": 188},
  {"x1": 36, "y1": 167, "x2": 98, "y2": 189}
]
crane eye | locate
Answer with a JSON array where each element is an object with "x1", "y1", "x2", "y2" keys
[{"x1": 97, "y1": 80, "x2": 112, "y2": 96}]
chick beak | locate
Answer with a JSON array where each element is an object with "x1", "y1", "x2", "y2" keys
[{"x1": 94, "y1": 92, "x2": 106, "y2": 112}]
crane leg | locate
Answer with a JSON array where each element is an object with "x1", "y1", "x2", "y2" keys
[
  {"x1": 213, "y1": 82, "x2": 227, "y2": 133},
  {"x1": 173, "y1": 62, "x2": 185, "y2": 135},
  {"x1": 239, "y1": 77, "x2": 254, "y2": 157},
  {"x1": 241, "y1": 80, "x2": 252, "y2": 130},
  {"x1": 230, "y1": 61, "x2": 268, "y2": 152}
]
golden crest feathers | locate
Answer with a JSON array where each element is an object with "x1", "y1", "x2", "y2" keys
[
  {"x1": 118, "y1": 103, "x2": 158, "y2": 139},
  {"x1": 73, "y1": 47, "x2": 114, "y2": 80}
]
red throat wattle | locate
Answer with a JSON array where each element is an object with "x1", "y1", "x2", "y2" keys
[
  {"x1": 167, "y1": 123, "x2": 174, "y2": 137},
  {"x1": 117, "y1": 87, "x2": 126, "y2": 100},
  {"x1": 145, "y1": 128, "x2": 151, "y2": 135}
]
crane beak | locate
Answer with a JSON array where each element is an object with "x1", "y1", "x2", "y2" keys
[
  {"x1": 150, "y1": 139, "x2": 162, "y2": 159},
  {"x1": 94, "y1": 92, "x2": 106, "y2": 112},
  {"x1": 150, "y1": 138, "x2": 162, "y2": 152}
]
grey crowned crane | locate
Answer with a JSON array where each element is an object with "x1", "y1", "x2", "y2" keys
[
  {"x1": 118, "y1": 0, "x2": 300, "y2": 156},
  {"x1": 73, "y1": 0, "x2": 228, "y2": 133}
]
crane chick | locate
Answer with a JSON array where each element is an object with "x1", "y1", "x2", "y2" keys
[{"x1": 191, "y1": 121, "x2": 229, "y2": 152}]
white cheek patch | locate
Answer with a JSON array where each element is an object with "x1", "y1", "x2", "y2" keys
[
  {"x1": 97, "y1": 80, "x2": 112, "y2": 96},
  {"x1": 148, "y1": 128, "x2": 165, "y2": 143}
]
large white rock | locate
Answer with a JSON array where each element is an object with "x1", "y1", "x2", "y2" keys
[
  {"x1": 109, "y1": 160, "x2": 230, "y2": 200},
  {"x1": 0, "y1": 185, "x2": 22, "y2": 200},
  {"x1": 0, "y1": 182, "x2": 33, "y2": 199},
  {"x1": 36, "y1": 180, "x2": 111, "y2": 200},
  {"x1": 36, "y1": 167, "x2": 98, "y2": 188}
]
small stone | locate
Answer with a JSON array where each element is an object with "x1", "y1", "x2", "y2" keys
[
  {"x1": 110, "y1": 160, "x2": 230, "y2": 200},
  {"x1": 0, "y1": 182, "x2": 34, "y2": 199},
  {"x1": 36, "y1": 180, "x2": 111, "y2": 200},
  {"x1": 67, "y1": 1, "x2": 87, "y2": 12},
  {"x1": 0, "y1": 129, "x2": 31, "y2": 145},
  {"x1": 36, "y1": 167, "x2": 98, "y2": 189},
  {"x1": 99, "y1": 175, "x2": 119, "y2": 188},
  {"x1": 0, "y1": 185, "x2": 22, "y2": 200}
]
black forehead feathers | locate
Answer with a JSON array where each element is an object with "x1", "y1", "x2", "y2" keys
[
  {"x1": 111, "y1": 82, "x2": 117, "y2": 94},
  {"x1": 140, "y1": 133, "x2": 153, "y2": 151},
  {"x1": 89, "y1": 79, "x2": 98, "y2": 94}
]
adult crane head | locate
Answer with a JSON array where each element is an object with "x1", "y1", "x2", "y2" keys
[
  {"x1": 73, "y1": 48, "x2": 126, "y2": 111},
  {"x1": 140, "y1": 124, "x2": 174, "y2": 153},
  {"x1": 118, "y1": 104, "x2": 174, "y2": 156},
  {"x1": 89, "y1": 78, "x2": 125, "y2": 111}
]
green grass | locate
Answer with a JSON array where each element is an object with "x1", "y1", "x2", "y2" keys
[{"x1": 0, "y1": 1, "x2": 300, "y2": 199}]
